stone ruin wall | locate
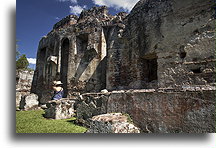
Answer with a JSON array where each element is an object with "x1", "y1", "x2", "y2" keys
[
  {"x1": 32, "y1": 0, "x2": 215, "y2": 102},
  {"x1": 30, "y1": 0, "x2": 215, "y2": 133},
  {"x1": 44, "y1": 88, "x2": 215, "y2": 133},
  {"x1": 16, "y1": 70, "x2": 34, "y2": 107},
  {"x1": 114, "y1": 0, "x2": 215, "y2": 90},
  {"x1": 31, "y1": 6, "x2": 128, "y2": 103},
  {"x1": 79, "y1": 89, "x2": 215, "y2": 133}
]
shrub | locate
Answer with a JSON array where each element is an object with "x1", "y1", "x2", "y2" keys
[{"x1": 16, "y1": 54, "x2": 29, "y2": 70}]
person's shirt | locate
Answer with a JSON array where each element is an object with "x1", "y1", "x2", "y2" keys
[{"x1": 52, "y1": 87, "x2": 64, "y2": 100}]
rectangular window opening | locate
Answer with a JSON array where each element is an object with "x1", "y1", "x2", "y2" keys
[{"x1": 76, "y1": 33, "x2": 89, "y2": 54}]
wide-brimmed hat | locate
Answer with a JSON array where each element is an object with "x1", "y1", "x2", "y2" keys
[{"x1": 52, "y1": 81, "x2": 63, "y2": 86}]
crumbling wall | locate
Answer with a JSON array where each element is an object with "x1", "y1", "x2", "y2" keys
[
  {"x1": 106, "y1": 88, "x2": 215, "y2": 133},
  {"x1": 32, "y1": 0, "x2": 215, "y2": 102},
  {"x1": 16, "y1": 70, "x2": 34, "y2": 107},
  {"x1": 118, "y1": 0, "x2": 215, "y2": 90},
  {"x1": 74, "y1": 88, "x2": 215, "y2": 133},
  {"x1": 44, "y1": 88, "x2": 215, "y2": 133},
  {"x1": 32, "y1": 7, "x2": 128, "y2": 103},
  {"x1": 32, "y1": 0, "x2": 215, "y2": 133}
]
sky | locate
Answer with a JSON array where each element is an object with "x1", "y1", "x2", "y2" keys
[{"x1": 16, "y1": 0, "x2": 139, "y2": 69}]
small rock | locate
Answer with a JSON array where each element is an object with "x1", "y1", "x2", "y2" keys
[{"x1": 101, "y1": 89, "x2": 108, "y2": 93}]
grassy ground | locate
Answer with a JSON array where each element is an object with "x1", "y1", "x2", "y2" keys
[{"x1": 16, "y1": 109, "x2": 87, "y2": 133}]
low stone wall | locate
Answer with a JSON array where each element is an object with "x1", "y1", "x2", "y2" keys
[
  {"x1": 106, "y1": 89, "x2": 215, "y2": 133},
  {"x1": 42, "y1": 88, "x2": 215, "y2": 133},
  {"x1": 76, "y1": 88, "x2": 215, "y2": 133},
  {"x1": 44, "y1": 99, "x2": 76, "y2": 119}
]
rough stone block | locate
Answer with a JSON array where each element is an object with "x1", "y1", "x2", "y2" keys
[
  {"x1": 76, "y1": 94, "x2": 108, "y2": 125},
  {"x1": 19, "y1": 93, "x2": 39, "y2": 110},
  {"x1": 44, "y1": 99, "x2": 76, "y2": 119},
  {"x1": 87, "y1": 113, "x2": 140, "y2": 133},
  {"x1": 16, "y1": 92, "x2": 22, "y2": 107}
]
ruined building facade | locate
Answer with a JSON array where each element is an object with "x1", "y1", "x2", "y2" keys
[
  {"x1": 32, "y1": 0, "x2": 215, "y2": 103},
  {"x1": 31, "y1": 0, "x2": 215, "y2": 132}
]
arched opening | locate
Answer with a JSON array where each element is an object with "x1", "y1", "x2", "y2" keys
[{"x1": 60, "y1": 38, "x2": 70, "y2": 97}]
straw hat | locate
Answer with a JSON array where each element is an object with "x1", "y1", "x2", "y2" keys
[{"x1": 52, "y1": 81, "x2": 63, "y2": 86}]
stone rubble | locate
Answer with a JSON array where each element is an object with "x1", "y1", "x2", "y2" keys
[
  {"x1": 19, "y1": 93, "x2": 39, "y2": 110},
  {"x1": 44, "y1": 98, "x2": 76, "y2": 119},
  {"x1": 86, "y1": 113, "x2": 140, "y2": 133},
  {"x1": 16, "y1": 70, "x2": 34, "y2": 108}
]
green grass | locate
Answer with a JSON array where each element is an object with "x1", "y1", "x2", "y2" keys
[{"x1": 16, "y1": 110, "x2": 87, "y2": 133}]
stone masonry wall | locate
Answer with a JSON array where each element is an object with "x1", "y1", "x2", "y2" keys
[
  {"x1": 107, "y1": 89, "x2": 215, "y2": 133},
  {"x1": 75, "y1": 88, "x2": 215, "y2": 133},
  {"x1": 16, "y1": 70, "x2": 34, "y2": 107},
  {"x1": 32, "y1": 0, "x2": 215, "y2": 133},
  {"x1": 115, "y1": 0, "x2": 215, "y2": 90},
  {"x1": 32, "y1": 0, "x2": 215, "y2": 103},
  {"x1": 31, "y1": 6, "x2": 127, "y2": 103}
]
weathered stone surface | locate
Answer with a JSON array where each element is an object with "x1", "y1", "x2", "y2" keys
[
  {"x1": 76, "y1": 94, "x2": 108, "y2": 125},
  {"x1": 107, "y1": 89, "x2": 215, "y2": 133},
  {"x1": 16, "y1": 92, "x2": 22, "y2": 107},
  {"x1": 31, "y1": 0, "x2": 215, "y2": 133},
  {"x1": 16, "y1": 70, "x2": 34, "y2": 91},
  {"x1": 74, "y1": 87, "x2": 215, "y2": 133},
  {"x1": 19, "y1": 94, "x2": 39, "y2": 110},
  {"x1": 16, "y1": 70, "x2": 34, "y2": 107},
  {"x1": 115, "y1": 0, "x2": 215, "y2": 90},
  {"x1": 44, "y1": 98, "x2": 76, "y2": 119},
  {"x1": 87, "y1": 113, "x2": 140, "y2": 133},
  {"x1": 32, "y1": 0, "x2": 215, "y2": 98},
  {"x1": 31, "y1": 6, "x2": 127, "y2": 103}
]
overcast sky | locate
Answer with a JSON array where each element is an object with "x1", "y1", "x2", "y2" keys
[{"x1": 16, "y1": 0, "x2": 139, "y2": 69}]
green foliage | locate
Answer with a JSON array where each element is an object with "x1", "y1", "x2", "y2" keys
[
  {"x1": 16, "y1": 40, "x2": 20, "y2": 60},
  {"x1": 16, "y1": 110, "x2": 87, "y2": 133},
  {"x1": 16, "y1": 54, "x2": 29, "y2": 70}
]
